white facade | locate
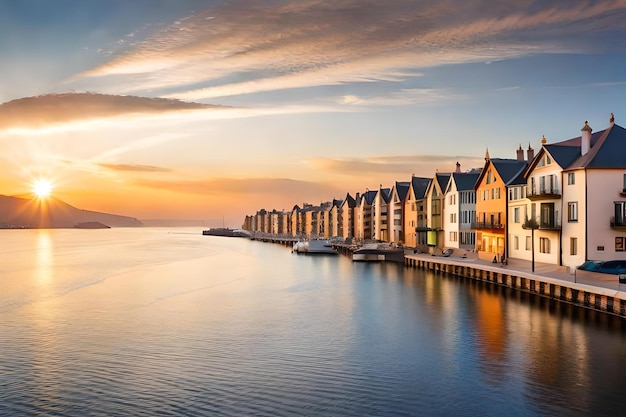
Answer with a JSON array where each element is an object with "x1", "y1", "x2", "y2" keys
[
  {"x1": 507, "y1": 184, "x2": 530, "y2": 261},
  {"x1": 525, "y1": 152, "x2": 563, "y2": 266},
  {"x1": 443, "y1": 180, "x2": 459, "y2": 249}
]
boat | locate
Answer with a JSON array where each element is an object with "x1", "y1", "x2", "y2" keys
[
  {"x1": 292, "y1": 239, "x2": 338, "y2": 255},
  {"x1": 202, "y1": 228, "x2": 251, "y2": 238},
  {"x1": 352, "y1": 243, "x2": 405, "y2": 263}
]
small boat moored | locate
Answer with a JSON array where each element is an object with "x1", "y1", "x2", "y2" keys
[
  {"x1": 352, "y1": 243, "x2": 405, "y2": 263},
  {"x1": 292, "y1": 239, "x2": 339, "y2": 255}
]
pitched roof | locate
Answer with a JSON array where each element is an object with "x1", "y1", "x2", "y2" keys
[
  {"x1": 490, "y1": 159, "x2": 528, "y2": 185},
  {"x1": 568, "y1": 124, "x2": 626, "y2": 169},
  {"x1": 411, "y1": 176, "x2": 431, "y2": 199},
  {"x1": 379, "y1": 188, "x2": 391, "y2": 203},
  {"x1": 362, "y1": 190, "x2": 377, "y2": 205},
  {"x1": 451, "y1": 172, "x2": 480, "y2": 191},
  {"x1": 341, "y1": 193, "x2": 356, "y2": 208},
  {"x1": 435, "y1": 173, "x2": 451, "y2": 191},
  {"x1": 394, "y1": 181, "x2": 410, "y2": 201}
]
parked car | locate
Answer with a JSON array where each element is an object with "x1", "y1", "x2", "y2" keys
[{"x1": 577, "y1": 260, "x2": 626, "y2": 275}]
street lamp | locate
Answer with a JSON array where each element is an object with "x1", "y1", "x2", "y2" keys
[{"x1": 523, "y1": 216, "x2": 539, "y2": 273}]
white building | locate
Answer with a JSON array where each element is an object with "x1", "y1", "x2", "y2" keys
[{"x1": 444, "y1": 164, "x2": 480, "y2": 250}]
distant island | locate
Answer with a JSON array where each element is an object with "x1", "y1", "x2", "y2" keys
[
  {"x1": 74, "y1": 221, "x2": 111, "y2": 229},
  {"x1": 0, "y1": 195, "x2": 142, "y2": 229}
]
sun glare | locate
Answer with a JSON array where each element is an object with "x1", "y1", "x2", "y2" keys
[{"x1": 32, "y1": 179, "x2": 54, "y2": 199}]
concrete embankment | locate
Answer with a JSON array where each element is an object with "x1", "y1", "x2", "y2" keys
[
  {"x1": 249, "y1": 234, "x2": 626, "y2": 318},
  {"x1": 405, "y1": 254, "x2": 626, "y2": 318}
]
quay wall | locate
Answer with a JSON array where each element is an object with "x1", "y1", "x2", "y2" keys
[
  {"x1": 246, "y1": 235, "x2": 626, "y2": 318},
  {"x1": 404, "y1": 255, "x2": 626, "y2": 318}
]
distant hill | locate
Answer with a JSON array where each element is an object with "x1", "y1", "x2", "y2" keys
[{"x1": 0, "y1": 195, "x2": 143, "y2": 228}]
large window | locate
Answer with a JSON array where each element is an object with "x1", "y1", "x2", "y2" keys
[
  {"x1": 514, "y1": 207, "x2": 520, "y2": 223},
  {"x1": 568, "y1": 202, "x2": 578, "y2": 222}
]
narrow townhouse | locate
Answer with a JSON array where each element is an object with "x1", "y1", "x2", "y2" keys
[
  {"x1": 474, "y1": 150, "x2": 527, "y2": 261},
  {"x1": 403, "y1": 176, "x2": 431, "y2": 249},
  {"x1": 425, "y1": 172, "x2": 451, "y2": 252},
  {"x1": 389, "y1": 181, "x2": 410, "y2": 244},
  {"x1": 443, "y1": 163, "x2": 480, "y2": 251}
]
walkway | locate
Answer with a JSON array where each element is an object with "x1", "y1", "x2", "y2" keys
[{"x1": 404, "y1": 251, "x2": 626, "y2": 298}]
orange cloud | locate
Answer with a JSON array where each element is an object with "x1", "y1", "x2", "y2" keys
[
  {"x1": 75, "y1": 0, "x2": 626, "y2": 99},
  {"x1": 0, "y1": 93, "x2": 228, "y2": 130}
]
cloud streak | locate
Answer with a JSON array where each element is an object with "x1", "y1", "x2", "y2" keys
[
  {"x1": 0, "y1": 93, "x2": 227, "y2": 130},
  {"x1": 75, "y1": 0, "x2": 626, "y2": 101}
]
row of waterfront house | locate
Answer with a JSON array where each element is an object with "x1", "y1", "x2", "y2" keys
[{"x1": 242, "y1": 115, "x2": 626, "y2": 271}]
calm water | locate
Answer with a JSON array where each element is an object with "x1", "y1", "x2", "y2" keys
[{"x1": 1, "y1": 228, "x2": 626, "y2": 416}]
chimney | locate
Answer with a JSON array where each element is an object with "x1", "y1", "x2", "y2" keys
[
  {"x1": 581, "y1": 120, "x2": 592, "y2": 156},
  {"x1": 455, "y1": 162, "x2": 461, "y2": 173},
  {"x1": 516, "y1": 145, "x2": 524, "y2": 161},
  {"x1": 610, "y1": 112, "x2": 615, "y2": 126},
  {"x1": 527, "y1": 144, "x2": 534, "y2": 161}
]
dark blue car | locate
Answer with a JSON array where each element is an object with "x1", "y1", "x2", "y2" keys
[{"x1": 577, "y1": 260, "x2": 626, "y2": 275}]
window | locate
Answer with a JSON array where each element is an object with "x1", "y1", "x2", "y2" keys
[
  {"x1": 450, "y1": 231, "x2": 457, "y2": 241},
  {"x1": 570, "y1": 237, "x2": 577, "y2": 255},
  {"x1": 568, "y1": 202, "x2": 578, "y2": 222},
  {"x1": 623, "y1": 173, "x2": 626, "y2": 192},
  {"x1": 568, "y1": 172, "x2": 575, "y2": 185},
  {"x1": 514, "y1": 236, "x2": 519, "y2": 250},
  {"x1": 514, "y1": 207, "x2": 520, "y2": 223},
  {"x1": 615, "y1": 202, "x2": 626, "y2": 226},
  {"x1": 486, "y1": 170, "x2": 493, "y2": 184},
  {"x1": 526, "y1": 236, "x2": 531, "y2": 251},
  {"x1": 539, "y1": 237, "x2": 550, "y2": 254}
]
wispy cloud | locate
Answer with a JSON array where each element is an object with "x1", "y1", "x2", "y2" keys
[
  {"x1": 0, "y1": 93, "x2": 227, "y2": 130},
  {"x1": 133, "y1": 177, "x2": 345, "y2": 199},
  {"x1": 97, "y1": 163, "x2": 171, "y2": 173},
  {"x1": 308, "y1": 155, "x2": 485, "y2": 177},
  {"x1": 74, "y1": 0, "x2": 626, "y2": 101}
]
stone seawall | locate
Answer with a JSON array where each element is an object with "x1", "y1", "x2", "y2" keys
[{"x1": 405, "y1": 255, "x2": 626, "y2": 318}]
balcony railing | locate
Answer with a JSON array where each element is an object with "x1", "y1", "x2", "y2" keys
[
  {"x1": 527, "y1": 186, "x2": 561, "y2": 200},
  {"x1": 611, "y1": 217, "x2": 626, "y2": 228},
  {"x1": 471, "y1": 221, "x2": 504, "y2": 230},
  {"x1": 539, "y1": 218, "x2": 561, "y2": 230}
]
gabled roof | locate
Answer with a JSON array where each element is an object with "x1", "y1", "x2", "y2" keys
[
  {"x1": 490, "y1": 159, "x2": 528, "y2": 186},
  {"x1": 333, "y1": 198, "x2": 343, "y2": 209},
  {"x1": 379, "y1": 188, "x2": 391, "y2": 203},
  {"x1": 341, "y1": 193, "x2": 356, "y2": 208},
  {"x1": 394, "y1": 181, "x2": 410, "y2": 201},
  {"x1": 435, "y1": 173, "x2": 451, "y2": 191},
  {"x1": 569, "y1": 123, "x2": 626, "y2": 169},
  {"x1": 362, "y1": 190, "x2": 377, "y2": 205},
  {"x1": 410, "y1": 176, "x2": 431, "y2": 199},
  {"x1": 475, "y1": 158, "x2": 528, "y2": 189},
  {"x1": 451, "y1": 172, "x2": 480, "y2": 191}
]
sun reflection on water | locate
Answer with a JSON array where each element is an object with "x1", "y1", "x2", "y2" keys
[{"x1": 35, "y1": 229, "x2": 54, "y2": 284}]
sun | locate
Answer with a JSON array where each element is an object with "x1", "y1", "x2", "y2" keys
[{"x1": 32, "y1": 178, "x2": 54, "y2": 199}]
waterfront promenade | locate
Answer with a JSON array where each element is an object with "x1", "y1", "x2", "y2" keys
[
  {"x1": 405, "y1": 250, "x2": 626, "y2": 317},
  {"x1": 251, "y1": 234, "x2": 626, "y2": 316}
]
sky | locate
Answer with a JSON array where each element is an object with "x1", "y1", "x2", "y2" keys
[{"x1": 1, "y1": 0, "x2": 626, "y2": 226}]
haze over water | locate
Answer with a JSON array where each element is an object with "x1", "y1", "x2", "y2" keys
[{"x1": 1, "y1": 228, "x2": 625, "y2": 416}]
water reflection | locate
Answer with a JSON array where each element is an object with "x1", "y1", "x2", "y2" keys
[{"x1": 35, "y1": 229, "x2": 54, "y2": 284}]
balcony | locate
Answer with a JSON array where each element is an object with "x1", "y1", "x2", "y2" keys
[
  {"x1": 471, "y1": 221, "x2": 504, "y2": 230},
  {"x1": 527, "y1": 186, "x2": 561, "y2": 201},
  {"x1": 539, "y1": 218, "x2": 561, "y2": 230},
  {"x1": 611, "y1": 217, "x2": 626, "y2": 229}
]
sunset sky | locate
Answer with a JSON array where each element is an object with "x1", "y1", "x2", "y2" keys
[{"x1": 1, "y1": 0, "x2": 626, "y2": 226}]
